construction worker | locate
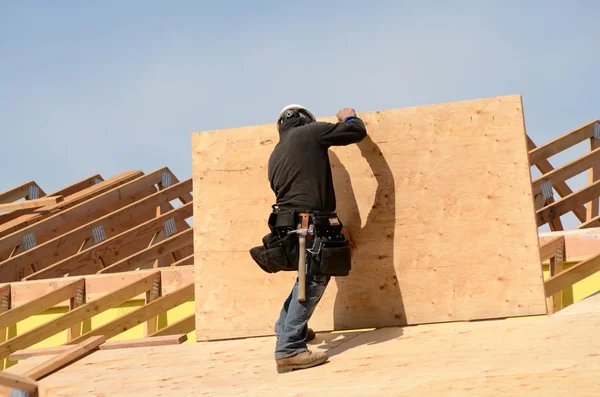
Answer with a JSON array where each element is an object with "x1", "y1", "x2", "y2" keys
[{"x1": 268, "y1": 104, "x2": 367, "y2": 373}]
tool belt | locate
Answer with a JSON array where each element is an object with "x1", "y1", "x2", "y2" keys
[{"x1": 249, "y1": 206, "x2": 352, "y2": 277}]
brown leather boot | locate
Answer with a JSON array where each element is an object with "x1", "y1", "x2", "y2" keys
[
  {"x1": 276, "y1": 350, "x2": 329, "y2": 374},
  {"x1": 306, "y1": 328, "x2": 316, "y2": 342}
]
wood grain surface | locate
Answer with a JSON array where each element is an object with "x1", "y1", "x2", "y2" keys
[
  {"x1": 192, "y1": 94, "x2": 546, "y2": 340},
  {"x1": 5, "y1": 293, "x2": 600, "y2": 397}
]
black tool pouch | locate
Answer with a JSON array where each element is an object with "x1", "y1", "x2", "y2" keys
[
  {"x1": 309, "y1": 212, "x2": 352, "y2": 277},
  {"x1": 249, "y1": 208, "x2": 300, "y2": 274},
  {"x1": 313, "y1": 239, "x2": 351, "y2": 276}
]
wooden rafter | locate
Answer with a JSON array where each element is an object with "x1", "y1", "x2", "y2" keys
[
  {"x1": 0, "y1": 371, "x2": 38, "y2": 393},
  {"x1": 99, "y1": 228, "x2": 193, "y2": 274},
  {"x1": 529, "y1": 120, "x2": 598, "y2": 165},
  {"x1": 0, "y1": 174, "x2": 103, "y2": 227},
  {"x1": 545, "y1": 252, "x2": 600, "y2": 298},
  {"x1": 0, "y1": 279, "x2": 83, "y2": 329},
  {"x1": 9, "y1": 334, "x2": 188, "y2": 360},
  {"x1": 527, "y1": 136, "x2": 586, "y2": 223},
  {"x1": 0, "y1": 170, "x2": 142, "y2": 237},
  {"x1": 170, "y1": 254, "x2": 194, "y2": 267},
  {"x1": 536, "y1": 179, "x2": 600, "y2": 226},
  {"x1": 149, "y1": 314, "x2": 195, "y2": 337},
  {"x1": 7, "y1": 267, "x2": 193, "y2": 309},
  {"x1": 51, "y1": 174, "x2": 104, "y2": 198},
  {"x1": 0, "y1": 196, "x2": 63, "y2": 213},
  {"x1": 0, "y1": 178, "x2": 192, "y2": 282},
  {"x1": 532, "y1": 145, "x2": 600, "y2": 196},
  {"x1": 0, "y1": 170, "x2": 144, "y2": 240},
  {"x1": 0, "y1": 181, "x2": 46, "y2": 205},
  {"x1": 25, "y1": 335, "x2": 106, "y2": 380},
  {"x1": 0, "y1": 170, "x2": 164, "y2": 278},
  {"x1": 21, "y1": 202, "x2": 193, "y2": 281},
  {"x1": 0, "y1": 272, "x2": 160, "y2": 360},
  {"x1": 67, "y1": 283, "x2": 194, "y2": 344}
]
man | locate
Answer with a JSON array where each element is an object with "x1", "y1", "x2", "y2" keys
[{"x1": 268, "y1": 104, "x2": 367, "y2": 373}]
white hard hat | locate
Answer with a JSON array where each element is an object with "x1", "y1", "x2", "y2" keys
[{"x1": 276, "y1": 104, "x2": 316, "y2": 125}]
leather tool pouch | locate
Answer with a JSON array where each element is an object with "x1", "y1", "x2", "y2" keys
[
  {"x1": 249, "y1": 209, "x2": 299, "y2": 273},
  {"x1": 250, "y1": 209, "x2": 352, "y2": 277},
  {"x1": 309, "y1": 212, "x2": 352, "y2": 277}
]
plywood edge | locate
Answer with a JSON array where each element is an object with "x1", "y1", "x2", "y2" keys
[{"x1": 190, "y1": 94, "x2": 525, "y2": 135}]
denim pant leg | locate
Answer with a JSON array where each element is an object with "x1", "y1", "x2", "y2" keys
[
  {"x1": 274, "y1": 288, "x2": 293, "y2": 337},
  {"x1": 275, "y1": 253, "x2": 330, "y2": 360}
]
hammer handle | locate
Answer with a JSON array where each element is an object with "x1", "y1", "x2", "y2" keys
[{"x1": 298, "y1": 235, "x2": 306, "y2": 301}]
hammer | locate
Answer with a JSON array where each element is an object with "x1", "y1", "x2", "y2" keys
[{"x1": 288, "y1": 213, "x2": 311, "y2": 301}]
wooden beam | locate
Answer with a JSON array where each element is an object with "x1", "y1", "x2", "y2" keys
[
  {"x1": 0, "y1": 181, "x2": 45, "y2": 205},
  {"x1": 548, "y1": 253, "x2": 564, "y2": 314},
  {"x1": 51, "y1": 174, "x2": 104, "y2": 198},
  {"x1": 529, "y1": 120, "x2": 598, "y2": 165},
  {"x1": 145, "y1": 277, "x2": 161, "y2": 336},
  {"x1": 0, "y1": 279, "x2": 83, "y2": 329},
  {"x1": 8, "y1": 267, "x2": 193, "y2": 309},
  {"x1": 578, "y1": 214, "x2": 600, "y2": 229},
  {"x1": 588, "y1": 137, "x2": 600, "y2": 221},
  {"x1": 167, "y1": 171, "x2": 193, "y2": 205},
  {"x1": 0, "y1": 272, "x2": 160, "y2": 360},
  {"x1": 25, "y1": 336, "x2": 106, "y2": 380},
  {"x1": 0, "y1": 179, "x2": 192, "y2": 282},
  {"x1": 170, "y1": 254, "x2": 194, "y2": 267},
  {"x1": 536, "y1": 178, "x2": 600, "y2": 226},
  {"x1": 0, "y1": 371, "x2": 38, "y2": 393},
  {"x1": 149, "y1": 314, "x2": 195, "y2": 337},
  {"x1": 22, "y1": 202, "x2": 193, "y2": 281},
  {"x1": 9, "y1": 334, "x2": 187, "y2": 360},
  {"x1": 539, "y1": 236, "x2": 565, "y2": 262},
  {"x1": 1, "y1": 284, "x2": 10, "y2": 355},
  {"x1": 545, "y1": 252, "x2": 600, "y2": 297},
  {"x1": 67, "y1": 283, "x2": 194, "y2": 345},
  {"x1": 539, "y1": 228, "x2": 600, "y2": 263},
  {"x1": 0, "y1": 175, "x2": 103, "y2": 229},
  {"x1": 67, "y1": 283, "x2": 85, "y2": 342},
  {"x1": 0, "y1": 170, "x2": 143, "y2": 240},
  {"x1": 99, "y1": 228, "x2": 193, "y2": 274},
  {"x1": 527, "y1": 136, "x2": 587, "y2": 223},
  {"x1": 0, "y1": 196, "x2": 63, "y2": 214},
  {"x1": 532, "y1": 145, "x2": 600, "y2": 196}
]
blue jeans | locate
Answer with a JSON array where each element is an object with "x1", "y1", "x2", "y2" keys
[{"x1": 274, "y1": 252, "x2": 330, "y2": 359}]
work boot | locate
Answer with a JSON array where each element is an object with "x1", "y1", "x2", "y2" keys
[
  {"x1": 306, "y1": 328, "x2": 316, "y2": 342},
  {"x1": 276, "y1": 350, "x2": 329, "y2": 374}
]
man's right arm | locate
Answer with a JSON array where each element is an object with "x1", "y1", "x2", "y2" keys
[{"x1": 312, "y1": 108, "x2": 367, "y2": 147}]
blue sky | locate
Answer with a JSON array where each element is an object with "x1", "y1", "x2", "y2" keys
[{"x1": 1, "y1": 1, "x2": 598, "y2": 230}]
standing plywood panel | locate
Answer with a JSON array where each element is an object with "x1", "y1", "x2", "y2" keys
[{"x1": 192, "y1": 94, "x2": 547, "y2": 341}]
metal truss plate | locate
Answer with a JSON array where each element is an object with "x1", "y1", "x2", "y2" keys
[
  {"x1": 163, "y1": 217, "x2": 177, "y2": 238},
  {"x1": 28, "y1": 184, "x2": 40, "y2": 200},
  {"x1": 161, "y1": 172, "x2": 172, "y2": 188},
  {"x1": 540, "y1": 180, "x2": 553, "y2": 201},
  {"x1": 594, "y1": 122, "x2": 600, "y2": 139},
  {"x1": 22, "y1": 232, "x2": 36, "y2": 250},
  {"x1": 91, "y1": 225, "x2": 106, "y2": 244},
  {"x1": 75, "y1": 287, "x2": 85, "y2": 304}
]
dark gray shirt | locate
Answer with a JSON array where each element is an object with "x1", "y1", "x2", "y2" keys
[{"x1": 268, "y1": 117, "x2": 367, "y2": 212}]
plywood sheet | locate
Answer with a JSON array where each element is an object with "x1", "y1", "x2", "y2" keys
[
  {"x1": 5, "y1": 304, "x2": 600, "y2": 397},
  {"x1": 192, "y1": 94, "x2": 546, "y2": 340}
]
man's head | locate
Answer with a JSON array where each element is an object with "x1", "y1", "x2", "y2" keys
[{"x1": 277, "y1": 104, "x2": 316, "y2": 133}]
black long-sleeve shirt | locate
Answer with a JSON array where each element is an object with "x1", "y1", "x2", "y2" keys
[{"x1": 268, "y1": 117, "x2": 367, "y2": 212}]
